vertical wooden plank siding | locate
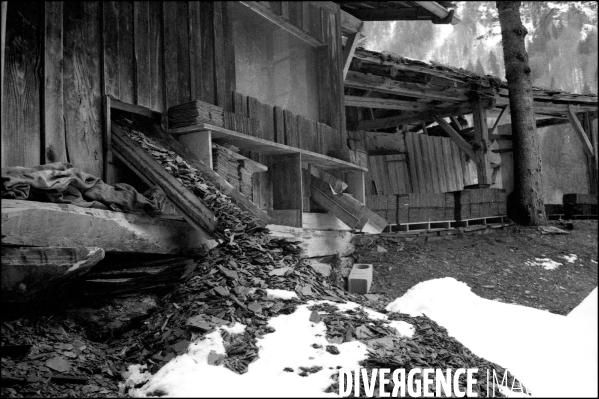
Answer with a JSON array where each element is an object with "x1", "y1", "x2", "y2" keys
[
  {"x1": 103, "y1": 2, "x2": 120, "y2": 99},
  {"x1": 176, "y1": 1, "x2": 191, "y2": 105},
  {"x1": 117, "y1": 1, "x2": 135, "y2": 104},
  {"x1": 188, "y1": 1, "x2": 203, "y2": 102},
  {"x1": 221, "y1": 2, "x2": 236, "y2": 111},
  {"x1": 63, "y1": 1, "x2": 103, "y2": 177},
  {"x1": 43, "y1": 2, "x2": 67, "y2": 164},
  {"x1": 333, "y1": 6, "x2": 346, "y2": 144},
  {"x1": 200, "y1": 2, "x2": 215, "y2": 105},
  {"x1": 405, "y1": 133, "x2": 420, "y2": 193},
  {"x1": 426, "y1": 136, "x2": 441, "y2": 193},
  {"x1": 134, "y1": 1, "x2": 151, "y2": 107},
  {"x1": 148, "y1": 2, "x2": 165, "y2": 112},
  {"x1": 433, "y1": 137, "x2": 448, "y2": 193},
  {"x1": 441, "y1": 137, "x2": 457, "y2": 191},
  {"x1": 163, "y1": 2, "x2": 179, "y2": 108},
  {"x1": 1, "y1": 1, "x2": 41, "y2": 168},
  {"x1": 288, "y1": 2, "x2": 303, "y2": 27},
  {"x1": 213, "y1": 2, "x2": 226, "y2": 108},
  {"x1": 417, "y1": 135, "x2": 433, "y2": 193}
]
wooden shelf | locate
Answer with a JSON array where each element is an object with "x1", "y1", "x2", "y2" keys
[{"x1": 169, "y1": 123, "x2": 367, "y2": 172}]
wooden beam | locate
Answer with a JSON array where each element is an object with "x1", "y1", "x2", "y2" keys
[
  {"x1": 239, "y1": 1, "x2": 324, "y2": 47},
  {"x1": 472, "y1": 99, "x2": 492, "y2": 185},
  {"x1": 355, "y1": 97, "x2": 495, "y2": 131},
  {"x1": 496, "y1": 95, "x2": 597, "y2": 114},
  {"x1": 344, "y1": 95, "x2": 429, "y2": 111},
  {"x1": 340, "y1": 9, "x2": 363, "y2": 35},
  {"x1": 111, "y1": 125, "x2": 217, "y2": 235},
  {"x1": 310, "y1": 175, "x2": 387, "y2": 233},
  {"x1": 365, "y1": 131, "x2": 407, "y2": 153},
  {"x1": 1, "y1": 199, "x2": 214, "y2": 253},
  {"x1": 309, "y1": 167, "x2": 348, "y2": 193},
  {"x1": 566, "y1": 105, "x2": 594, "y2": 157},
  {"x1": 109, "y1": 96, "x2": 162, "y2": 121},
  {"x1": 432, "y1": 115, "x2": 477, "y2": 162},
  {"x1": 492, "y1": 117, "x2": 570, "y2": 138},
  {"x1": 170, "y1": 123, "x2": 367, "y2": 171},
  {"x1": 2, "y1": 246, "x2": 104, "y2": 302},
  {"x1": 267, "y1": 225, "x2": 355, "y2": 258},
  {"x1": 342, "y1": 32, "x2": 359, "y2": 81},
  {"x1": 489, "y1": 106, "x2": 509, "y2": 137},
  {"x1": 345, "y1": 71, "x2": 468, "y2": 102}
]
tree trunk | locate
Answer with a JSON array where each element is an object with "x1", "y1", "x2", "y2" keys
[{"x1": 497, "y1": 1, "x2": 546, "y2": 226}]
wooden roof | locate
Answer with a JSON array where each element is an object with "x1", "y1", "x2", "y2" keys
[
  {"x1": 345, "y1": 47, "x2": 598, "y2": 131},
  {"x1": 337, "y1": 1, "x2": 456, "y2": 22}
]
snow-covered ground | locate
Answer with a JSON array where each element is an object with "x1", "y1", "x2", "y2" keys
[
  {"x1": 387, "y1": 278, "x2": 598, "y2": 398},
  {"x1": 123, "y1": 295, "x2": 413, "y2": 397},
  {"x1": 123, "y1": 279, "x2": 597, "y2": 398}
]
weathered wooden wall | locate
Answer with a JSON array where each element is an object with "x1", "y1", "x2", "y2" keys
[
  {"x1": 1, "y1": 1, "x2": 344, "y2": 183},
  {"x1": 362, "y1": 132, "x2": 477, "y2": 195}
]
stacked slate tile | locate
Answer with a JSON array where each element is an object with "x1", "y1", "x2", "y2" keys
[
  {"x1": 211, "y1": 143, "x2": 267, "y2": 200},
  {"x1": 168, "y1": 100, "x2": 224, "y2": 129},
  {"x1": 212, "y1": 144, "x2": 241, "y2": 191},
  {"x1": 455, "y1": 188, "x2": 507, "y2": 221}
]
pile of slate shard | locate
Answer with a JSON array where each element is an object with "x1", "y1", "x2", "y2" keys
[{"x1": 0, "y1": 117, "x2": 521, "y2": 398}]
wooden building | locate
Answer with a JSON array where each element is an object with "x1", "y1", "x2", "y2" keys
[{"x1": 2, "y1": 1, "x2": 596, "y2": 259}]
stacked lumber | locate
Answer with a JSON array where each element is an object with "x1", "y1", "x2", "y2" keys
[
  {"x1": 563, "y1": 193, "x2": 598, "y2": 217},
  {"x1": 168, "y1": 100, "x2": 224, "y2": 128}
]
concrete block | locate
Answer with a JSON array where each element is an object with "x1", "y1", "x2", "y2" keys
[{"x1": 348, "y1": 264, "x2": 373, "y2": 294}]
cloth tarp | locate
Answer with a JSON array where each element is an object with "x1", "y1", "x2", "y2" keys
[{"x1": 1, "y1": 162, "x2": 166, "y2": 214}]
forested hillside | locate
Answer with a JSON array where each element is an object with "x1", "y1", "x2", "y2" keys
[{"x1": 361, "y1": 1, "x2": 598, "y2": 204}]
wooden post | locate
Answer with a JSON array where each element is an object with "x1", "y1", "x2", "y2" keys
[
  {"x1": 270, "y1": 153, "x2": 303, "y2": 227},
  {"x1": 472, "y1": 99, "x2": 492, "y2": 186},
  {"x1": 345, "y1": 171, "x2": 366, "y2": 204},
  {"x1": 432, "y1": 115, "x2": 477, "y2": 161},
  {"x1": 342, "y1": 32, "x2": 359, "y2": 81},
  {"x1": 177, "y1": 130, "x2": 213, "y2": 170}
]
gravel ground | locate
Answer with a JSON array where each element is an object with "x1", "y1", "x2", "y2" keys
[{"x1": 354, "y1": 220, "x2": 598, "y2": 315}]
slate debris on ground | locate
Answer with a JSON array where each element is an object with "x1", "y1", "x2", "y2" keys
[
  {"x1": 1, "y1": 318, "x2": 126, "y2": 398},
  {"x1": 307, "y1": 302, "x2": 522, "y2": 398},
  {"x1": 1, "y1": 117, "x2": 526, "y2": 398}
]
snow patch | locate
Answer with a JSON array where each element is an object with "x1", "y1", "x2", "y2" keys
[
  {"x1": 265, "y1": 289, "x2": 298, "y2": 300},
  {"x1": 561, "y1": 254, "x2": 577, "y2": 263},
  {"x1": 385, "y1": 277, "x2": 598, "y2": 398},
  {"x1": 525, "y1": 258, "x2": 562, "y2": 270},
  {"x1": 386, "y1": 320, "x2": 414, "y2": 338},
  {"x1": 126, "y1": 302, "x2": 369, "y2": 397}
]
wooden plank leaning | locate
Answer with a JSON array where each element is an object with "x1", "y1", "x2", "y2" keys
[{"x1": 111, "y1": 124, "x2": 217, "y2": 235}]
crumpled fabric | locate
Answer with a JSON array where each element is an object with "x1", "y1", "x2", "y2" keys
[{"x1": 1, "y1": 162, "x2": 166, "y2": 214}]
